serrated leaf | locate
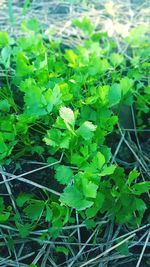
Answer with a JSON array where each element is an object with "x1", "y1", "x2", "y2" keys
[
  {"x1": 55, "y1": 165, "x2": 73, "y2": 185},
  {"x1": 16, "y1": 222, "x2": 32, "y2": 238},
  {"x1": 92, "y1": 152, "x2": 105, "y2": 171},
  {"x1": 65, "y1": 50, "x2": 78, "y2": 67},
  {"x1": 45, "y1": 205, "x2": 53, "y2": 222},
  {"x1": 60, "y1": 185, "x2": 93, "y2": 211},
  {"x1": 44, "y1": 129, "x2": 71, "y2": 149},
  {"x1": 98, "y1": 85, "x2": 109, "y2": 105},
  {"x1": 82, "y1": 177, "x2": 98, "y2": 198},
  {"x1": 20, "y1": 78, "x2": 48, "y2": 115},
  {"x1": 127, "y1": 170, "x2": 140, "y2": 186},
  {"x1": 59, "y1": 133, "x2": 71, "y2": 149},
  {"x1": 59, "y1": 107, "x2": 75, "y2": 126},
  {"x1": 45, "y1": 85, "x2": 62, "y2": 112},
  {"x1": 72, "y1": 17, "x2": 94, "y2": 35},
  {"x1": 110, "y1": 53, "x2": 124, "y2": 67},
  {"x1": 56, "y1": 246, "x2": 69, "y2": 256},
  {"x1": 100, "y1": 165, "x2": 116, "y2": 176},
  {"x1": 16, "y1": 193, "x2": 33, "y2": 207},
  {"x1": 100, "y1": 146, "x2": 111, "y2": 162},
  {"x1": 132, "y1": 181, "x2": 150, "y2": 195},
  {"x1": 71, "y1": 153, "x2": 84, "y2": 166},
  {"x1": 86, "y1": 192, "x2": 105, "y2": 218},
  {"x1": 77, "y1": 121, "x2": 97, "y2": 140},
  {"x1": 15, "y1": 52, "x2": 34, "y2": 77},
  {"x1": 44, "y1": 129, "x2": 61, "y2": 147},
  {"x1": 120, "y1": 77, "x2": 133, "y2": 95},
  {"x1": 23, "y1": 200, "x2": 45, "y2": 221},
  {"x1": 31, "y1": 145, "x2": 44, "y2": 155},
  {"x1": 108, "y1": 83, "x2": 121, "y2": 107}
]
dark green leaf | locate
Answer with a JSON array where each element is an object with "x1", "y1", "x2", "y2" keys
[
  {"x1": 16, "y1": 193, "x2": 33, "y2": 207},
  {"x1": 24, "y1": 200, "x2": 45, "y2": 221},
  {"x1": 56, "y1": 246, "x2": 69, "y2": 256},
  {"x1": 45, "y1": 205, "x2": 53, "y2": 222},
  {"x1": 16, "y1": 222, "x2": 32, "y2": 238}
]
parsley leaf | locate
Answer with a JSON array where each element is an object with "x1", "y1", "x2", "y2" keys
[
  {"x1": 23, "y1": 200, "x2": 45, "y2": 221},
  {"x1": 77, "y1": 121, "x2": 97, "y2": 140},
  {"x1": 60, "y1": 185, "x2": 93, "y2": 211},
  {"x1": 55, "y1": 165, "x2": 74, "y2": 185},
  {"x1": 59, "y1": 107, "x2": 75, "y2": 126}
]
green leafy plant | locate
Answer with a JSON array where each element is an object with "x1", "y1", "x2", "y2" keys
[{"x1": 0, "y1": 17, "x2": 149, "y2": 244}]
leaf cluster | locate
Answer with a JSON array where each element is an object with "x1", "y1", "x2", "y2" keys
[{"x1": 0, "y1": 18, "x2": 149, "y2": 237}]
